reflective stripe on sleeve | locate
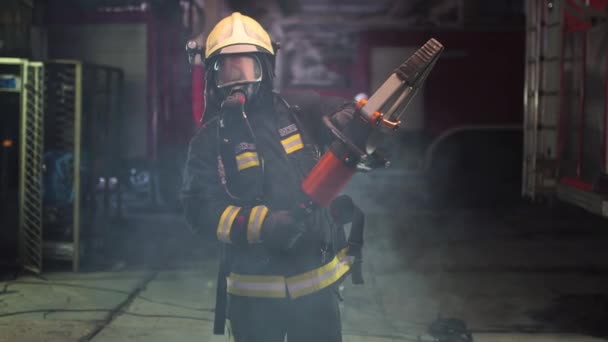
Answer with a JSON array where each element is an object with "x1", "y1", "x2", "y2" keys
[
  {"x1": 216, "y1": 205, "x2": 242, "y2": 243},
  {"x1": 226, "y1": 273, "x2": 287, "y2": 298},
  {"x1": 235, "y1": 151, "x2": 260, "y2": 171},
  {"x1": 247, "y1": 205, "x2": 269, "y2": 244},
  {"x1": 280, "y1": 133, "x2": 304, "y2": 154}
]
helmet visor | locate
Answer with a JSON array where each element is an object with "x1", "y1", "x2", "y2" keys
[{"x1": 214, "y1": 54, "x2": 262, "y2": 88}]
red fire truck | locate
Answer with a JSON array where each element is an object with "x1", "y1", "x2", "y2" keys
[{"x1": 523, "y1": 0, "x2": 608, "y2": 217}]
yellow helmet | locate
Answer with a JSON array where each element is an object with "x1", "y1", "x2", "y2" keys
[{"x1": 205, "y1": 12, "x2": 274, "y2": 60}]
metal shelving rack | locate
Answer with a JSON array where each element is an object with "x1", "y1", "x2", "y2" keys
[
  {"x1": 0, "y1": 58, "x2": 45, "y2": 274},
  {"x1": 2, "y1": 58, "x2": 123, "y2": 273},
  {"x1": 43, "y1": 60, "x2": 83, "y2": 272},
  {"x1": 44, "y1": 60, "x2": 124, "y2": 272}
]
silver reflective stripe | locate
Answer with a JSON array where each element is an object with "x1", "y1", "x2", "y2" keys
[
  {"x1": 287, "y1": 259, "x2": 352, "y2": 293},
  {"x1": 216, "y1": 205, "x2": 241, "y2": 243},
  {"x1": 238, "y1": 155, "x2": 258, "y2": 164},
  {"x1": 227, "y1": 273, "x2": 287, "y2": 298},
  {"x1": 283, "y1": 138, "x2": 302, "y2": 150},
  {"x1": 286, "y1": 248, "x2": 353, "y2": 298},
  {"x1": 247, "y1": 205, "x2": 268, "y2": 244},
  {"x1": 227, "y1": 278, "x2": 286, "y2": 291}
]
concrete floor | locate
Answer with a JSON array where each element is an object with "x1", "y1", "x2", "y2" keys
[{"x1": 2, "y1": 173, "x2": 608, "y2": 341}]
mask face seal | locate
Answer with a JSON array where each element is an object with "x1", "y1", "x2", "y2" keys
[
  {"x1": 214, "y1": 54, "x2": 262, "y2": 89},
  {"x1": 214, "y1": 54, "x2": 264, "y2": 108}
]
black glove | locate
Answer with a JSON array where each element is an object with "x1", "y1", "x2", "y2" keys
[
  {"x1": 261, "y1": 210, "x2": 307, "y2": 251},
  {"x1": 330, "y1": 102, "x2": 357, "y2": 130}
]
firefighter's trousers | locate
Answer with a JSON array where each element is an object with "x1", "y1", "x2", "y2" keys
[{"x1": 227, "y1": 285, "x2": 342, "y2": 342}]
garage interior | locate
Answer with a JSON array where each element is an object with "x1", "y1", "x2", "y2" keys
[{"x1": 1, "y1": 0, "x2": 608, "y2": 341}]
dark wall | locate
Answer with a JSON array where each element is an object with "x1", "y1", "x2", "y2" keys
[{"x1": 363, "y1": 29, "x2": 525, "y2": 140}]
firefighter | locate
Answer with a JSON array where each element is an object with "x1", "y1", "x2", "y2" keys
[{"x1": 180, "y1": 12, "x2": 357, "y2": 342}]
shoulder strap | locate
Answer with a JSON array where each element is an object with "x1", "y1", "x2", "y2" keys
[
  {"x1": 210, "y1": 115, "x2": 241, "y2": 201},
  {"x1": 273, "y1": 92, "x2": 316, "y2": 147}
]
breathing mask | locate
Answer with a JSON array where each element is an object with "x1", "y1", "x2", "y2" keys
[{"x1": 214, "y1": 54, "x2": 263, "y2": 110}]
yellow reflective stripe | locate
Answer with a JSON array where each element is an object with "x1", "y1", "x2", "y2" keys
[
  {"x1": 216, "y1": 205, "x2": 242, "y2": 243},
  {"x1": 226, "y1": 273, "x2": 287, "y2": 298},
  {"x1": 286, "y1": 248, "x2": 352, "y2": 299},
  {"x1": 227, "y1": 248, "x2": 353, "y2": 299},
  {"x1": 247, "y1": 205, "x2": 268, "y2": 244},
  {"x1": 235, "y1": 151, "x2": 260, "y2": 171},
  {"x1": 281, "y1": 133, "x2": 304, "y2": 154}
]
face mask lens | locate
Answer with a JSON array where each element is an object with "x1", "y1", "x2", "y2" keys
[{"x1": 215, "y1": 54, "x2": 262, "y2": 88}]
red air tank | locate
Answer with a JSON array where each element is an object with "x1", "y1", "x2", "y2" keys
[{"x1": 301, "y1": 149, "x2": 356, "y2": 207}]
